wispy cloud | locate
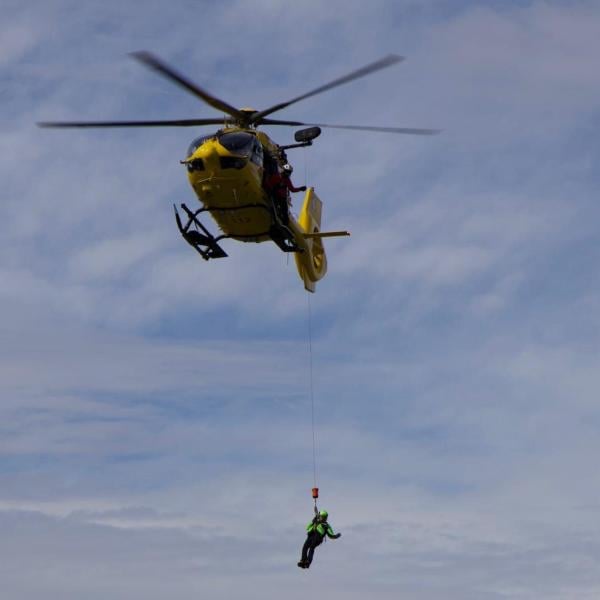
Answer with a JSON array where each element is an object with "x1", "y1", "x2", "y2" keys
[{"x1": 2, "y1": 1, "x2": 600, "y2": 598}]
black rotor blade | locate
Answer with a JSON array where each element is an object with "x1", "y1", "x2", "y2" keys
[
  {"x1": 259, "y1": 118, "x2": 440, "y2": 135},
  {"x1": 131, "y1": 51, "x2": 244, "y2": 120},
  {"x1": 38, "y1": 118, "x2": 231, "y2": 129},
  {"x1": 250, "y1": 55, "x2": 405, "y2": 123}
]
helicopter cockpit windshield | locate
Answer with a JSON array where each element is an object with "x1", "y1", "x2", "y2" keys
[{"x1": 218, "y1": 131, "x2": 255, "y2": 156}]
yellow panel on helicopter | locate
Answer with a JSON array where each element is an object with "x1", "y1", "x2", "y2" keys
[
  {"x1": 293, "y1": 188, "x2": 328, "y2": 293},
  {"x1": 186, "y1": 133, "x2": 272, "y2": 241}
]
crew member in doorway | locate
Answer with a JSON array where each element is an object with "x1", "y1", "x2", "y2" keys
[{"x1": 264, "y1": 163, "x2": 307, "y2": 225}]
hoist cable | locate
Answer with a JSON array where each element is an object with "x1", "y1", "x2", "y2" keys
[
  {"x1": 307, "y1": 293, "x2": 318, "y2": 491},
  {"x1": 303, "y1": 148, "x2": 318, "y2": 509},
  {"x1": 303, "y1": 146, "x2": 308, "y2": 188}
]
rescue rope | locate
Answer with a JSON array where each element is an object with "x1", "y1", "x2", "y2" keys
[
  {"x1": 303, "y1": 147, "x2": 318, "y2": 513},
  {"x1": 303, "y1": 146, "x2": 308, "y2": 188},
  {"x1": 307, "y1": 293, "x2": 318, "y2": 495}
]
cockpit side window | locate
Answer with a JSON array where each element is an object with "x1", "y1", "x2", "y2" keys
[
  {"x1": 250, "y1": 138, "x2": 263, "y2": 167},
  {"x1": 186, "y1": 134, "x2": 213, "y2": 158}
]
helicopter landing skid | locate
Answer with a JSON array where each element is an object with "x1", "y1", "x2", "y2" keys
[
  {"x1": 268, "y1": 199, "x2": 302, "y2": 253},
  {"x1": 174, "y1": 203, "x2": 228, "y2": 260},
  {"x1": 269, "y1": 224, "x2": 302, "y2": 253}
]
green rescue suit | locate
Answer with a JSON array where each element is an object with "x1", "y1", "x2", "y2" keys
[{"x1": 298, "y1": 512, "x2": 341, "y2": 568}]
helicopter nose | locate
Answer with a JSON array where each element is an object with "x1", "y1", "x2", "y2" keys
[{"x1": 192, "y1": 143, "x2": 221, "y2": 173}]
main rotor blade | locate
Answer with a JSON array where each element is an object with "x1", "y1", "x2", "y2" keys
[
  {"x1": 38, "y1": 118, "x2": 231, "y2": 128},
  {"x1": 131, "y1": 51, "x2": 244, "y2": 120},
  {"x1": 260, "y1": 118, "x2": 440, "y2": 135},
  {"x1": 251, "y1": 55, "x2": 405, "y2": 123}
]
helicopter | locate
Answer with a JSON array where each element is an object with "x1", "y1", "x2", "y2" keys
[{"x1": 39, "y1": 52, "x2": 438, "y2": 292}]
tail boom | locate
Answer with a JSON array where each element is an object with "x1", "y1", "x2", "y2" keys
[{"x1": 291, "y1": 188, "x2": 349, "y2": 292}]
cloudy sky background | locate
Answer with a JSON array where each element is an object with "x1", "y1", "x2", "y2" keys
[{"x1": 2, "y1": 1, "x2": 600, "y2": 598}]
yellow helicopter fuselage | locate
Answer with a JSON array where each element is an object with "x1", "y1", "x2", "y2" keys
[
  {"x1": 182, "y1": 126, "x2": 345, "y2": 291},
  {"x1": 185, "y1": 128, "x2": 275, "y2": 242}
]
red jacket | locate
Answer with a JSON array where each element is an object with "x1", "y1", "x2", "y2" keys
[{"x1": 265, "y1": 172, "x2": 306, "y2": 197}]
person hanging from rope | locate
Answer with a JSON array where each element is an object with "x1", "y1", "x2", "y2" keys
[{"x1": 297, "y1": 509, "x2": 341, "y2": 569}]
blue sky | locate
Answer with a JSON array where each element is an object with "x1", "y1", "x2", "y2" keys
[{"x1": 2, "y1": 1, "x2": 600, "y2": 598}]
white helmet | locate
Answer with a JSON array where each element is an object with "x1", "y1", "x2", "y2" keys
[{"x1": 282, "y1": 163, "x2": 293, "y2": 174}]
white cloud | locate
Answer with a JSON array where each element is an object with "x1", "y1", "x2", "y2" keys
[{"x1": 3, "y1": 1, "x2": 600, "y2": 598}]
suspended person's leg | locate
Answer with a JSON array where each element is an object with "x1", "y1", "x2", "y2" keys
[
  {"x1": 305, "y1": 535, "x2": 322, "y2": 568},
  {"x1": 298, "y1": 536, "x2": 311, "y2": 568},
  {"x1": 305, "y1": 542, "x2": 316, "y2": 567}
]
